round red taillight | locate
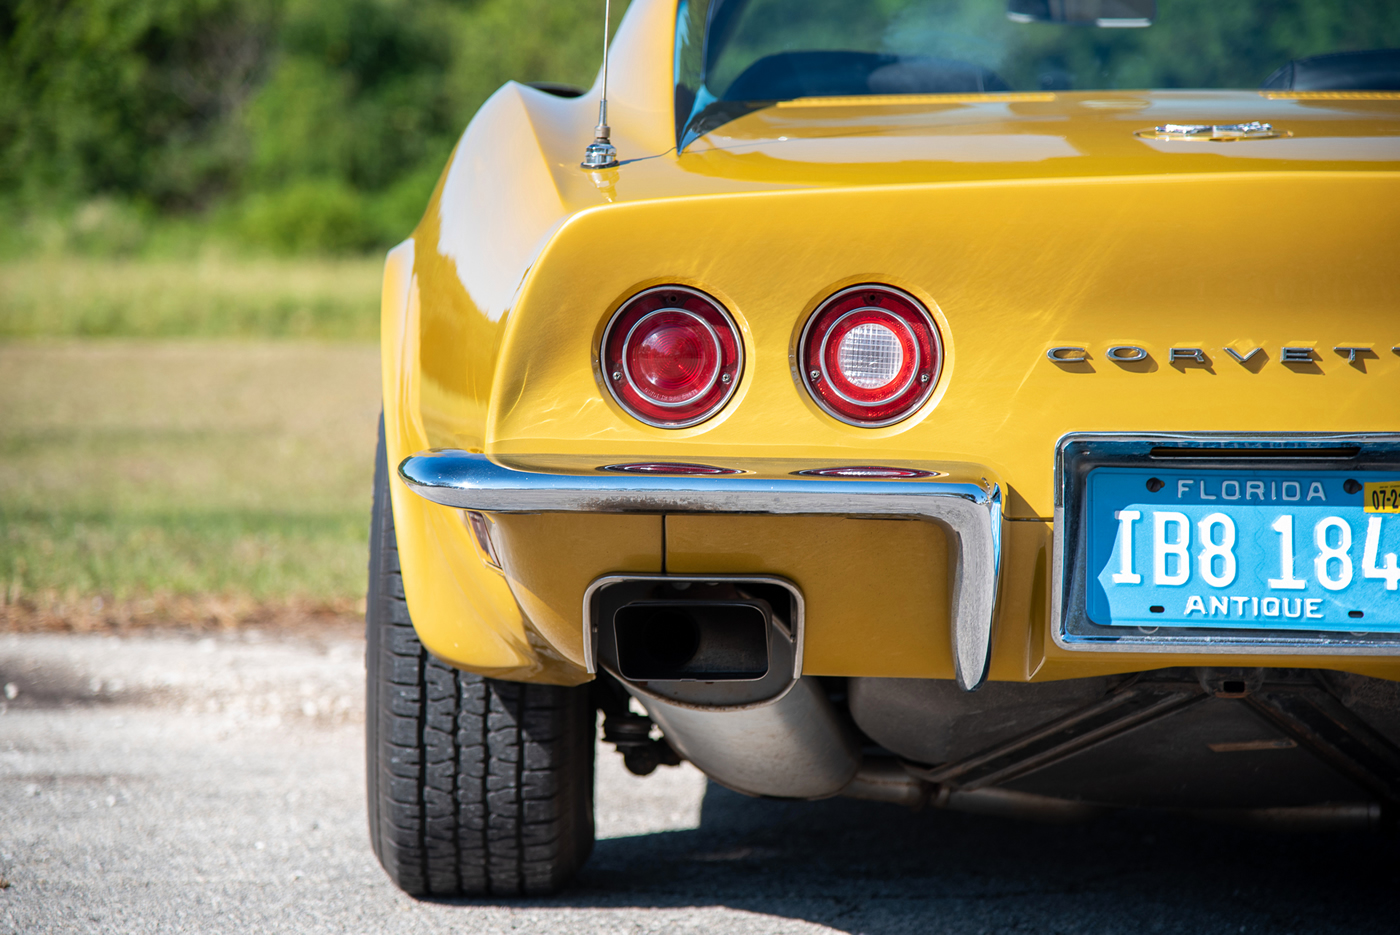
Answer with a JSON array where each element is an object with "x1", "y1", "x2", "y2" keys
[
  {"x1": 798, "y1": 285, "x2": 941, "y2": 426},
  {"x1": 602, "y1": 286, "x2": 742, "y2": 428}
]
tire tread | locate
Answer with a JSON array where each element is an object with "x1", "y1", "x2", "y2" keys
[{"x1": 365, "y1": 420, "x2": 593, "y2": 896}]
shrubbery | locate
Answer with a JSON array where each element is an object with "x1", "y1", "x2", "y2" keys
[{"x1": 0, "y1": 0, "x2": 627, "y2": 255}]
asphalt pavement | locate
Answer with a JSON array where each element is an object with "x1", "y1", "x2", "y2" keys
[{"x1": 1, "y1": 629, "x2": 1397, "y2": 935}]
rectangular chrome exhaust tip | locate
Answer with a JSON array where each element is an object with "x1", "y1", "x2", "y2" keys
[{"x1": 585, "y1": 574, "x2": 802, "y2": 709}]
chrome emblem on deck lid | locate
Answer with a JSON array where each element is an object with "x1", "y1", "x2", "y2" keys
[{"x1": 1135, "y1": 121, "x2": 1288, "y2": 141}]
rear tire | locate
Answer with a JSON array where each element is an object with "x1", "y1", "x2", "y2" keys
[{"x1": 366, "y1": 419, "x2": 595, "y2": 896}]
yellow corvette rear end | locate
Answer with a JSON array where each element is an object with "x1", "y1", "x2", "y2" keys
[{"x1": 366, "y1": 0, "x2": 1400, "y2": 898}]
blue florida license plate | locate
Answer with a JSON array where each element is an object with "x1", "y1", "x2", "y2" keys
[{"x1": 1086, "y1": 468, "x2": 1400, "y2": 631}]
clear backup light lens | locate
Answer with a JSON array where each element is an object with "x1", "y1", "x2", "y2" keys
[
  {"x1": 799, "y1": 285, "x2": 942, "y2": 426},
  {"x1": 837, "y1": 321, "x2": 906, "y2": 389},
  {"x1": 602, "y1": 286, "x2": 743, "y2": 428}
]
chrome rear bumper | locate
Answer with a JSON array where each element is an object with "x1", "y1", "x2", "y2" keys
[{"x1": 399, "y1": 451, "x2": 1004, "y2": 690}]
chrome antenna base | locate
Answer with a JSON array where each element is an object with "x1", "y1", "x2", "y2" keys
[
  {"x1": 582, "y1": 126, "x2": 619, "y2": 169},
  {"x1": 582, "y1": 0, "x2": 619, "y2": 169}
]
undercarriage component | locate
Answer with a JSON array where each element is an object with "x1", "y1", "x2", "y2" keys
[
  {"x1": 1245, "y1": 684, "x2": 1400, "y2": 815},
  {"x1": 837, "y1": 759, "x2": 1386, "y2": 828},
  {"x1": 934, "y1": 786, "x2": 1106, "y2": 823},
  {"x1": 839, "y1": 758, "x2": 929, "y2": 808},
  {"x1": 593, "y1": 672, "x2": 681, "y2": 777},
  {"x1": 836, "y1": 759, "x2": 1104, "y2": 821},
  {"x1": 905, "y1": 680, "x2": 1208, "y2": 792},
  {"x1": 600, "y1": 711, "x2": 682, "y2": 776},
  {"x1": 634, "y1": 676, "x2": 862, "y2": 799},
  {"x1": 1185, "y1": 803, "x2": 1382, "y2": 831},
  {"x1": 861, "y1": 668, "x2": 1400, "y2": 815},
  {"x1": 849, "y1": 676, "x2": 1121, "y2": 764}
]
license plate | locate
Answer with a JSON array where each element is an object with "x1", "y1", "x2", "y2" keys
[{"x1": 1086, "y1": 468, "x2": 1400, "y2": 631}]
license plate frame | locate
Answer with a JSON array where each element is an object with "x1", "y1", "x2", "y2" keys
[{"x1": 1053, "y1": 432, "x2": 1400, "y2": 655}]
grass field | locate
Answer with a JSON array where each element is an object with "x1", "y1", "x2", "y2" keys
[
  {"x1": 0, "y1": 255, "x2": 381, "y2": 340},
  {"x1": 0, "y1": 338, "x2": 381, "y2": 630}
]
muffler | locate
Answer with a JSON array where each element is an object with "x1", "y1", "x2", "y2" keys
[
  {"x1": 637, "y1": 678, "x2": 861, "y2": 798},
  {"x1": 587, "y1": 574, "x2": 861, "y2": 798}
]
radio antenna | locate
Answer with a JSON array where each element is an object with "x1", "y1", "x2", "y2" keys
[{"x1": 581, "y1": 0, "x2": 620, "y2": 169}]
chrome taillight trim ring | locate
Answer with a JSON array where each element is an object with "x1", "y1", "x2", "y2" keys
[
  {"x1": 601, "y1": 285, "x2": 744, "y2": 429},
  {"x1": 798, "y1": 284, "x2": 943, "y2": 428}
]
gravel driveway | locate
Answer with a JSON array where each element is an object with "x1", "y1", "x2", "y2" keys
[{"x1": 2, "y1": 629, "x2": 1397, "y2": 935}]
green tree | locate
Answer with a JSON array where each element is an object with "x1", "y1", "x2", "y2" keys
[
  {"x1": 0, "y1": 0, "x2": 628, "y2": 252},
  {"x1": 0, "y1": 0, "x2": 279, "y2": 208}
]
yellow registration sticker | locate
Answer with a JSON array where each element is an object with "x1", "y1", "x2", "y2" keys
[{"x1": 1365, "y1": 481, "x2": 1400, "y2": 514}]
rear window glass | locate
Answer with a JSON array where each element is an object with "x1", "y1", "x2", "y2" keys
[{"x1": 673, "y1": 0, "x2": 1400, "y2": 144}]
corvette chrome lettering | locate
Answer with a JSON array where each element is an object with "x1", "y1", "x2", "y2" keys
[
  {"x1": 1224, "y1": 346, "x2": 1263, "y2": 364},
  {"x1": 1046, "y1": 345, "x2": 1088, "y2": 361},
  {"x1": 1048, "y1": 344, "x2": 1394, "y2": 369},
  {"x1": 1106, "y1": 345, "x2": 1147, "y2": 362}
]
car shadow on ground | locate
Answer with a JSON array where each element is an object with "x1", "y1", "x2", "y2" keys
[{"x1": 448, "y1": 782, "x2": 1398, "y2": 934}]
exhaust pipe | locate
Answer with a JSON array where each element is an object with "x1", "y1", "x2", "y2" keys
[
  {"x1": 588, "y1": 574, "x2": 861, "y2": 799},
  {"x1": 614, "y1": 600, "x2": 770, "y2": 682},
  {"x1": 1184, "y1": 803, "x2": 1382, "y2": 831},
  {"x1": 837, "y1": 759, "x2": 1105, "y2": 821},
  {"x1": 634, "y1": 678, "x2": 861, "y2": 799},
  {"x1": 840, "y1": 758, "x2": 929, "y2": 808}
]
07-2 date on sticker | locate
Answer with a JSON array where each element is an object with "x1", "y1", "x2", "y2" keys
[{"x1": 1368, "y1": 480, "x2": 1400, "y2": 514}]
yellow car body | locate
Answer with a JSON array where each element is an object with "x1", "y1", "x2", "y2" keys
[
  {"x1": 381, "y1": 0, "x2": 1400, "y2": 690},
  {"x1": 363, "y1": 0, "x2": 1400, "y2": 899}
]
